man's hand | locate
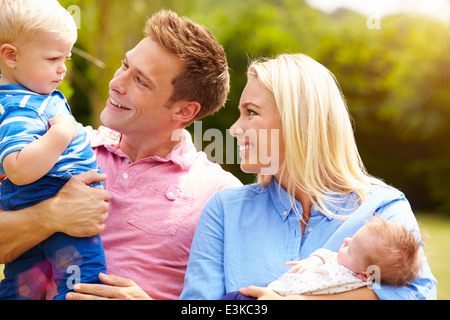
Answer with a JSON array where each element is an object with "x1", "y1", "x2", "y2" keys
[
  {"x1": 42, "y1": 170, "x2": 111, "y2": 237},
  {"x1": 66, "y1": 273, "x2": 152, "y2": 300}
]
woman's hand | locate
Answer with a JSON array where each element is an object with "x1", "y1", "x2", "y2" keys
[{"x1": 66, "y1": 273, "x2": 152, "y2": 300}]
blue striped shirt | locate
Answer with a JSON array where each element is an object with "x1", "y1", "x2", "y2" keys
[{"x1": 0, "y1": 83, "x2": 101, "y2": 180}]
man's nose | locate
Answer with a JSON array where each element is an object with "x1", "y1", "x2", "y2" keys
[{"x1": 109, "y1": 69, "x2": 127, "y2": 94}]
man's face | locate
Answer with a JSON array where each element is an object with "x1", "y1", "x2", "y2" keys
[{"x1": 101, "y1": 37, "x2": 184, "y2": 139}]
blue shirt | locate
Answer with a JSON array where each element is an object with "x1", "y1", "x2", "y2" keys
[
  {"x1": 0, "y1": 83, "x2": 100, "y2": 179},
  {"x1": 180, "y1": 178, "x2": 437, "y2": 300}
]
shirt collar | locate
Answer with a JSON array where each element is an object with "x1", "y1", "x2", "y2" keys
[
  {"x1": 268, "y1": 178, "x2": 352, "y2": 221},
  {"x1": 92, "y1": 126, "x2": 198, "y2": 170},
  {"x1": 268, "y1": 178, "x2": 299, "y2": 221}
]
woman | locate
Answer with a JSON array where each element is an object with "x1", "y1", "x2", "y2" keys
[{"x1": 180, "y1": 54, "x2": 436, "y2": 300}]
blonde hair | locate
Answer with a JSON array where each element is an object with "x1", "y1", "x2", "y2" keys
[
  {"x1": 247, "y1": 54, "x2": 383, "y2": 219},
  {"x1": 145, "y1": 10, "x2": 230, "y2": 123},
  {"x1": 0, "y1": 0, "x2": 77, "y2": 45},
  {"x1": 364, "y1": 216, "x2": 422, "y2": 286}
]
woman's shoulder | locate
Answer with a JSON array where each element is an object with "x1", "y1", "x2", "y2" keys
[
  {"x1": 366, "y1": 183, "x2": 406, "y2": 203},
  {"x1": 206, "y1": 183, "x2": 270, "y2": 210},
  {"x1": 215, "y1": 182, "x2": 267, "y2": 197}
]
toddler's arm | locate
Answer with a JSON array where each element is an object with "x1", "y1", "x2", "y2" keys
[{"x1": 2, "y1": 113, "x2": 77, "y2": 185}]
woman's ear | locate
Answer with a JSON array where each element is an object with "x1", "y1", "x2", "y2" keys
[{"x1": 0, "y1": 43, "x2": 18, "y2": 69}]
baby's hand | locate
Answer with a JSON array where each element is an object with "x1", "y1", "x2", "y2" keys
[
  {"x1": 49, "y1": 113, "x2": 78, "y2": 142},
  {"x1": 285, "y1": 255, "x2": 325, "y2": 274}
]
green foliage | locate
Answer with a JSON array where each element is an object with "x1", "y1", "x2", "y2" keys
[{"x1": 56, "y1": 0, "x2": 449, "y2": 212}]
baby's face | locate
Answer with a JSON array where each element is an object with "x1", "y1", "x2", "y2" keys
[
  {"x1": 336, "y1": 225, "x2": 376, "y2": 274},
  {"x1": 12, "y1": 31, "x2": 74, "y2": 95}
]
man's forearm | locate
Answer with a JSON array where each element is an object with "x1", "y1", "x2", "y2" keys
[
  {"x1": 0, "y1": 171, "x2": 110, "y2": 264},
  {"x1": 0, "y1": 201, "x2": 55, "y2": 263}
]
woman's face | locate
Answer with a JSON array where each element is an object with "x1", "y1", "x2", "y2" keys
[{"x1": 230, "y1": 77, "x2": 284, "y2": 175}]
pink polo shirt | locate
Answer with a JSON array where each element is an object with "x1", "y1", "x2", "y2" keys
[{"x1": 91, "y1": 126, "x2": 242, "y2": 300}]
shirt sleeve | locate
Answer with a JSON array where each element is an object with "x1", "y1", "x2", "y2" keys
[
  {"x1": 0, "y1": 107, "x2": 46, "y2": 171},
  {"x1": 180, "y1": 193, "x2": 227, "y2": 300},
  {"x1": 321, "y1": 188, "x2": 437, "y2": 300},
  {"x1": 371, "y1": 200, "x2": 437, "y2": 300}
]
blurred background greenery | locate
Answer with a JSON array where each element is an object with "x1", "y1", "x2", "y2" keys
[
  {"x1": 59, "y1": 0, "x2": 449, "y2": 214},
  {"x1": 2, "y1": 0, "x2": 448, "y2": 299}
]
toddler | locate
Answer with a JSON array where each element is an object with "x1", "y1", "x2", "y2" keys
[{"x1": 0, "y1": 0, "x2": 106, "y2": 300}]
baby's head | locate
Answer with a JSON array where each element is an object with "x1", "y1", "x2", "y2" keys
[
  {"x1": 0, "y1": 0, "x2": 77, "y2": 94},
  {"x1": 337, "y1": 216, "x2": 422, "y2": 287}
]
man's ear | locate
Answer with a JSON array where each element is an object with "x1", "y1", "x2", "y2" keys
[
  {"x1": 173, "y1": 101, "x2": 201, "y2": 124},
  {"x1": 0, "y1": 44, "x2": 18, "y2": 68}
]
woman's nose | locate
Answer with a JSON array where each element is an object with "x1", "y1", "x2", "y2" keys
[{"x1": 230, "y1": 120, "x2": 244, "y2": 138}]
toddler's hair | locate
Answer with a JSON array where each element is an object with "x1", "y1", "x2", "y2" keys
[
  {"x1": 364, "y1": 216, "x2": 422, "y2": 286},
  {"x1": 0, "y1": 0, "x2": 77, "y2": 45}
]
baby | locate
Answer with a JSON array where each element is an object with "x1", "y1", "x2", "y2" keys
[
  {"x1": 0, "y1": 0, "x2": 106, "y2": 300},
  {"x1": 223, "y1": 216, "x2": 422, "y2": 299}
]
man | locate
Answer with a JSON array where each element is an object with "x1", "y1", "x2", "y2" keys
[{"x1": 0, "y1": 10, "x2": 242, "y2": 300}]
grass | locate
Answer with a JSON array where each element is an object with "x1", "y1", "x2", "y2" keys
[
  {"x1": 416, "y1": 213, "x2": 450, "y2": 300},
  {"x1": 0, "y1": 214, "x2": 449, "y2": 299}
]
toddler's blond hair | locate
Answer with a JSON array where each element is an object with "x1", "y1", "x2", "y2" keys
[{"x1": 0, "y1": 0, "x2": 77, "y2": 45}]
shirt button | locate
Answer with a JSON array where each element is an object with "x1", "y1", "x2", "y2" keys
[
  {"x1": 307, "y1": 228, "x2": 313, "y2": 233},
  {"x1": 122, "y1": 173, "x2": 129, "y2": 179},
  {"x1": 166, "y1": 191, "x2": 176, "y2": 200},
  {"x1": 283, "y1": 211, "x2": 288, "y2": 216}
]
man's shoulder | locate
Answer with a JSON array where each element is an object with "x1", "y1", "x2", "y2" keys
[
  {"x1": 90, "y1": 126, "x2": 121, "y2": 147},
  {"x1": 192, "y1": 161, "x2": 243, "y2": 190}
]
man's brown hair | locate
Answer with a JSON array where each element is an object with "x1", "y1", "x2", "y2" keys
[{"x1": 145, "y1": 10, "x2": 230, "y2": 123}]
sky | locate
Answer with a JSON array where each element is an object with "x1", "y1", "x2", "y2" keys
[{"x1": 306, "y1": 0, "x2": 450, "y2": 22}]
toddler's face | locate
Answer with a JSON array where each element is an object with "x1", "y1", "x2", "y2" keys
[
  {"x1": 13, "y1": 31, "x2": 74, "y2": 95},
  {"x1": 336, "y1": 225, "x2": 376, "y2": 274}
]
